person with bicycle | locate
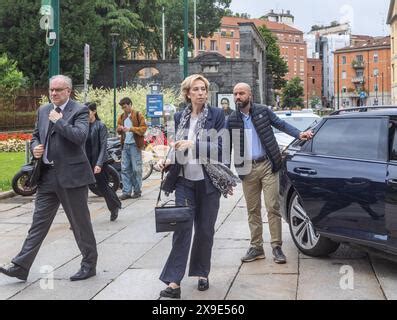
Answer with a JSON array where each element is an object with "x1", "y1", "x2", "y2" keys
[{"x1": 85, "y1": 102, "x2": 121, "y2": 221}]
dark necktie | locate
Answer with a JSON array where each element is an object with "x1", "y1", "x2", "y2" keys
[{"x1": 47, "y1": 107, "x2": 62, "y2": 162}]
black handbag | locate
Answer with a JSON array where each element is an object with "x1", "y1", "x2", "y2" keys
[{"x1": 155, "y1": 170, "x2": 193, "y2": 233}]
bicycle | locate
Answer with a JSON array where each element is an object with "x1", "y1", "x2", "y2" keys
[{"x1": 142, "y1": 126, "x2": 170, "y2": 180}]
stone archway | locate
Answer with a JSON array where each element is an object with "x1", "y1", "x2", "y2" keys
[
  {"x1": 129, "y1": 67, "x2": 160, "y2": 86},
  {"x1": 208, "y1": 82, "x2": 219, "y2": 107}
]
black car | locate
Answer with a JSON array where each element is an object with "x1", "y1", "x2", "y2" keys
[{"x1": 280, "y1": 106, "x2": 397, "y2": 260}]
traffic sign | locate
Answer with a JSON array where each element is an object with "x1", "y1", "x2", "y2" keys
[
  {"x1": 359, "y1": 91, "x2": 366, "y2": 99},
  {"x1": 147, "y1": 94, "x2": 164, "y2": 118}
]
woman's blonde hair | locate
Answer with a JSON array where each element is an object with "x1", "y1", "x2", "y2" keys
[{"x1": 180, "y1": 74, "x2": 210, "y2": 103}]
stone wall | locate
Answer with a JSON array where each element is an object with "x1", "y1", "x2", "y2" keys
[{"x1": 93, "y1": 23, "x2": 269, "y2": 106}]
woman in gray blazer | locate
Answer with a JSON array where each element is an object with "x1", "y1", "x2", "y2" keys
[{"x1": 85, "y1": 102, "x2": 121, "y2": 221}]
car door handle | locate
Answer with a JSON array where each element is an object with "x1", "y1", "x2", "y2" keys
[
  {"x1": 388, "y1": 179, "x2": 397, "y2": 185},
  {"x1": 294, "y1": 168, "x2": 317, "y2": 175}
]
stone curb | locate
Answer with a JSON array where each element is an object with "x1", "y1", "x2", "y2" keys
[{"x1": 0, "y1": 190, "x2": 16, "y2": 200}]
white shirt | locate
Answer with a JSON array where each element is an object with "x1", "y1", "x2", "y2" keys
[{"x1": 180, "y1": 116, "x2": 204, "y2": 181}]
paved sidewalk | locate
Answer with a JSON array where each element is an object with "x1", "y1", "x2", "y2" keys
[{"x1": 0, "y1": 173, "x2": 397, "y2": 300}]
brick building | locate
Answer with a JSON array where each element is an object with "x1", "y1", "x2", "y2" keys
[
  {"x1": 306, "y1": 58, "x2": 323, "y2": 107},
  {"x1": 195, "y1": 16, "x2": 308, "y2": 106},
  {"x1": 387, "y1": 0, "x2": 397, "y2": 104},
  {"x1": 334, "y1": 36, "x2": 391, "y2": 108}
]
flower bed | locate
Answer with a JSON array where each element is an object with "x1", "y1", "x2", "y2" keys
[{"x1": 0, "y1": 133, "x2": 32, "y2": 152}]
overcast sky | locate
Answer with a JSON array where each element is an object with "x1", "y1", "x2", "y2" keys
[{"x1": 229, "y1": 0, "x2": 390, "y2": 36}]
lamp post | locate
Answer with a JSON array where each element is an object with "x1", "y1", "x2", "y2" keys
[
  {"x1": 183, "y1": 0, "x2": 189, "y2": 79},
  {"x1": 110, "y1": 33, "x2": 120, "y2": 132},
  {"x1": 381, "y1": 72, "x2": 384, "y2": 105},
  {"x1": 374, "y1": 74, "x2": 379, "y2": 106},
  {"x1": 119, "y1": 65, "x2": 125, "y2": 88}
]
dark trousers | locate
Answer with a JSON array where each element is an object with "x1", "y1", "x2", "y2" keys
[
  {"x1": 160, "y1": 178, "x2": 220, "y2": 285},
  {"x1": 95, "y1": 165, "x2": 121, "y2": 212},
  {"x1": 12, "y1": 167, "x2": 98, "y2": 271}
]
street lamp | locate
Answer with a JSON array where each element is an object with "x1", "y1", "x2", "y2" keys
[
  {"x1": 374, "y1": 74, "x2": 379, "y2": 106},
  {"x1": 119, "y1": 65, "x2": 125, "y2": 88},
  {"x1": 110, "y1": 32, "x2": 120, "y2": 132}
]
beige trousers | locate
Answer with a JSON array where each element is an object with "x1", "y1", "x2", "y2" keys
[{"x1": 242, "y1": 160, "x2": 282, "y2": 249}]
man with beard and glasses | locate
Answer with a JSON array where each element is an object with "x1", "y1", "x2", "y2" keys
[{"x1": 226, "y1": 83, "x2": 313, "y2": 264}]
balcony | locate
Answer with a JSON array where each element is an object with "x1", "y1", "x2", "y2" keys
[
  {"x1": 352, "y1": 60, "x2": 365, "y2": 69},
  {"x1": 352, "y1": 76, "x2": 365, "y2": 84}
]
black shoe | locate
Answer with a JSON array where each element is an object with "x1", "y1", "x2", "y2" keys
[
  {"x1": 0, "y1": 263, "x2": 28, "y2": 281},
  {"x1": 198, "y1": 278, "x2": 209, "y2": 291},
  {"x1": 70, "y1": 266, "x2": 96, "y2": 281},
  {"x1": 110, "y1": 207, "x2": 119, "y2": 221},
  {"x1": 131, "y1": 191, "x2": 142, "y2": 199},
  {"x1": 119, "y1": 194, "x2": 131, "y2": 201},
  {"x1": 159, "y1": 286, "x2": 181, "y2": 299},
  {"x1": 241, "y1": 247, "x2": 265, "y2": 262},
  {"x1": 272, "y1": 246, "x2": 287, "y2": 264}
]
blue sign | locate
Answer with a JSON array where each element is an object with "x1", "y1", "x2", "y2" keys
[
  {"x1": 359, "y1": 91, "x2": 366, "y2": 99},
  {"x1": 146, "y1": 94, "x2": 163, "y2": 118}
]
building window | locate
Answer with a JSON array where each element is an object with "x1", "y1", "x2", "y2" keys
[
  {"x1": 374, "y1": 69, "x2": 379, "y2": 76},
  {"x1": 342, "y1": 87, "x2": 347, "y2": 93},
  {"x1": 226, "y1": 43, "x2": 231, "y2": 51},
  {"x1": 374, "y1": 83, "x2": 379, "y2": 91},
  {"x1": 356, "y1": 55, "x2": 364, "y2": 62},
  {"x1": 210, "y1": 40, "x2": 217, "y2": 51},
  {"x1": 356, "y1": 70, "x2": 364, "y2": 77},
  {"x1": 342, "y1": 71, "x2": 347, "y2": 79},
  {"x1": 342, "y1": 56, "x2": 347, "y2": 65},
  {"x1": 374, "y1": 53, "x2": 379, "y2": 63},
  {"x1": 236, "y1": 43, "x2": 239, "y2": 52},
  {"x1": 312, "y1": 66, "x2": 315, "y2": 72},
  {"x1": 199, "y1": 39, "x2": 205, "y2": 51},
  {"x1": 312, "y1": 78, "x2": 315, "y2": 84}
]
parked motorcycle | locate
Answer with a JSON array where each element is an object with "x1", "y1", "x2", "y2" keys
[
  {"x1": 12, "y1": 137, "x2": 121, "y2": 197},
  {"x1": 11, "y1": 162, "x2": 38, "y2": 196}
]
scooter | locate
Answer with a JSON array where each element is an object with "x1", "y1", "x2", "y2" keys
[{"x1": 12, "y1": 138, "x2": 121, "y2": 197}]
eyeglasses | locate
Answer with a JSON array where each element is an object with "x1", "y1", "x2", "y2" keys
[{"x1": 49, "y1": 87, "x2": 68, "y2": 93}]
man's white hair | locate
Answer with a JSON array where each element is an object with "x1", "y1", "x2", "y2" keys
[{"x1": 49, "y1": 75, "x2": 73, "y2": 89}]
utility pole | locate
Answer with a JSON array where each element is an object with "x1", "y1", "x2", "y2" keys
[
  {"x1": 110, "y1": 33, "x2": 120, "y2": 132},
  {"x1": 183, "y1": 0, "x2": 189, "y2": 78},
  {"x1": 336, "y1": 54, "x2": 340, "y2": 109},
  {"x1": 194, "y1": 0, "x2": 197, "y2": 58},
  {"x1": 49, "y1": 0, "x2": 60, "y2": 77},
  {"x1": 162, "y1": 6, "x2": 166, "y2": 60},
  {"x1": 382, "y1": 72, "x2": 384, "y2": 105}
]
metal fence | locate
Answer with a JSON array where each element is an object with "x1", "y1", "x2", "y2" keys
[{"x1": 0, "y1": 90, "x2": 44, "y2": 131}]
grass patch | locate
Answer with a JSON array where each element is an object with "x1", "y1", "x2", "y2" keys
[{"x1": 0, "y1": 152, "x2": 25, "y2": 192}]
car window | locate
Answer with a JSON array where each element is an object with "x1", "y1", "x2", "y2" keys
[
  {"x1": 312, "y1": 118, "x2": 388, "y2": 161},
  {"x1": 391, "y1": 121, "x2": 397, "y2": 161},
  {"x1": 273, "y1": 116, "x2": 319, "y2": 133}
]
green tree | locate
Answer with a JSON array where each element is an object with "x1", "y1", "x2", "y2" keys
[
  {"x1": 281, "y1": 77, "x2": 304, "y2": 109},
  {"x1": 224, "y1": 10, "x2": 251, "y2": 18},
  {"x1": 0, "y1": 0, "x2": 108, "y2": 86},
  {"x1": 310, "y1": 96, "x2": 321, "y2": 109},
  {"x1": 258, "y1": 25, "x2": 288, "y2": 90},
  {"x1": 0, "y1": 53, "x2": 26, "y2": 103},
  {"x1": 143, "y1": 0, "x2": 232, "y2": 59}
]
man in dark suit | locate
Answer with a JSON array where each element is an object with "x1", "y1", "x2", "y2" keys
[{"x1": 0, "y1": 75, "x2": 98, "y2": 282}]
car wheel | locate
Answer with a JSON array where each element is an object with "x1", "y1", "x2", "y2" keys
[{"x1": 288, "y1": 191, "x2": 340, "y2": 257}]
